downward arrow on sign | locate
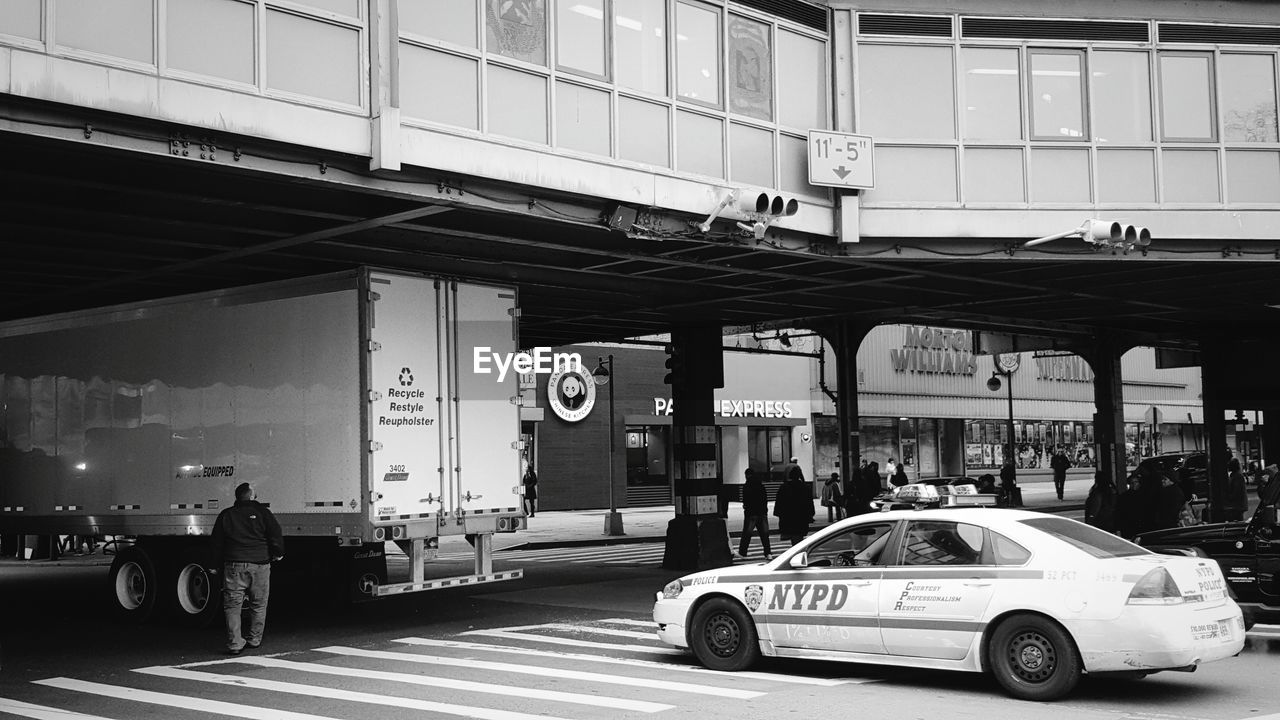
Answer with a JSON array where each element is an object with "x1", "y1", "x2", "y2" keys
[{"x1": 833, "y1": 166, "x2": 851, "y2": 179}]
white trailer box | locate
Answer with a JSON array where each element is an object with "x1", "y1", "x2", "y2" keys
[{"x1": 0, "y1": 268, "x2": 525, "y2": 623}]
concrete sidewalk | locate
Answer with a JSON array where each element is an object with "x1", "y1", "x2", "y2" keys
[{"x1": 509, "y1": 493, "x2": 1085, "y2": 551}]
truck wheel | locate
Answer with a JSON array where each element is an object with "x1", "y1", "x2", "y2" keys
[
  {"x1": 171, "y1": 550, "x2": 221, "y2": 627},
  {"x1": 689, "y1": 598, "x2": 760, "y2": 672},
  {"x1": 987, "y1": 614, "x2": 1081, "y2": 701},
  {"x1": 108, "y1": 547, "x2": 159, "y2": 623}
]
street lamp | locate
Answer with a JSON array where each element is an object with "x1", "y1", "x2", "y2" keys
[
  {"x1": 987, "y1": 354, "x2": 1023, "y2": 506},
  {"x1": 592, "y1": 355, "x2": 624, "y2": 536}
]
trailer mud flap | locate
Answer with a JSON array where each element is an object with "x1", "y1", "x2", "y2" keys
[{"x1": 345, "y1": 543, "x2": 389, "y2": 603}]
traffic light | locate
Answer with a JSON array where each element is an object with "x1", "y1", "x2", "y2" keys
[
  {"x1": 1081, "y1": 219, "x2": 1150, "y2": 249},
  {"x1": 663, "y1": 344, "x2": 686, "y2": 386},
  {"x1": 735, "y1": 191, "x2": 799, "y2": 240}
]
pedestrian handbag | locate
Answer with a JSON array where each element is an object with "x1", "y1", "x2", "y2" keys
[{"x1": 1177, "y1": 502, "x2": 1199, "y2": 527}]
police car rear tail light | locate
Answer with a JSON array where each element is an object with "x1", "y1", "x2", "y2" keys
[{"x1": 1127, "y1": 567, "x2": 1185, "y2": 605}]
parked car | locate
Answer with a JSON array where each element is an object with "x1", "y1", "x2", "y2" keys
[
  {"x1": 1131, "y1": 451, "x2": 1208, "y2": 498},
  {"x1": 1136, "y1": 473, "x2": 1280, "y2": 628},
  {"x1": 654, "y1": 507, "x2": 1244, "y2": 701}
]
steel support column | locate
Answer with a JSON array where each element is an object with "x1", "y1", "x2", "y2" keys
[
  {"x1": 1084, "y1": 335, "x2": 1129, "y2": 493},
  {"x1": 662, "y1": 327, "x2": 729, "y2": 571},
  {"x1": 829, "y1": 321, "x2": 875, "y2": 512},
  {"x1": 1201, "y1": 341, "x2": 1230, "y2": 522}
]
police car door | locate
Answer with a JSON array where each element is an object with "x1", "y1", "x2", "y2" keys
[
  {"x1": 878, "y1": 519, "x2": 997, "y2": 660},
  {"x1": 761, "y1": 521, "x2": 894, "y2": 655}
]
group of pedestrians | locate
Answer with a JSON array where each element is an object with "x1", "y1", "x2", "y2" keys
[
  {"x1": 1085, "y1": 455, "x2": 1259, "y2": 539},
  {"x1": 736, "y1": 457, "x2": 894, "y2": 559}
]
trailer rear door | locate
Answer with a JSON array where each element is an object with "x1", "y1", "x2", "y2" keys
[
  {"x1": 449, "y1": 282, "x2": 522, "y2": 517},
  {"x1": 367, "y1": 273, "x2": 443, "y2": 520}
]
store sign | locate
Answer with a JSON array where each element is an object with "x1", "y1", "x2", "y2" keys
[
  {"x1": 1034, "y1": 354, "x2": 1094, "y2": 382},
  {"x1": 890, "y1": 326, "x2": 977, "y2": 376},
  {"x1": 654, "y1": 398, "x2": 795, "y2": 419},
  {"x1": 547, "y1": 368, "x2": 596, "y2": 422}
]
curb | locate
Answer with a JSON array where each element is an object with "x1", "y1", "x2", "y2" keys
[{"x1": 508, "y1": 502, "x2": 1086, "y2": 551}]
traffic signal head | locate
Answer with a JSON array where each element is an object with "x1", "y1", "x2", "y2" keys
[
  {"x1": 1080, "y1": 219, "x2": 1151, "y2": 251},
  {"x1": 663, "y1": 344, "x2": 686, "y2": 385}
]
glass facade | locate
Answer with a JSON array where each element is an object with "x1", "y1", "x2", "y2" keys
[
  {"x1": 858, "y1": 17, "x2": 1280, "y2": 207},
  {"x1": 396, "y1": 0, "x2": 829, "y2": 191}
]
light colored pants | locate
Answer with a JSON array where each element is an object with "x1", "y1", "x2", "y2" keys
[{"x1": 223, "y1": 561, "x2": 270, "y2": 651}]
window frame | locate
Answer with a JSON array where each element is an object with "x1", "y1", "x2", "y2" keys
[
  {"x1": 1158, "y1": 50, "x2": 1218, "y2": 143},
  {"x1": 674, "y1": 0, "x2": 723, "y2": 111},
  {"x1": 555, "y1": 0, "x2": 611, "y2": 82},
  {"x1": 1027, "y1": 47, "x2": 1089, "y2": 142}
]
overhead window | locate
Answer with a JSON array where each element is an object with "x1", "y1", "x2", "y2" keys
[
  {"x1": 486, "y1": 0, "x2": 547, "y2": 66},
  {"x1": 1029, "y1": 49, "x2": 1086, "y2": 140},
  {"x1": 728, "y1": 14, "x2": 772, "y2": 121},
  {"x1": 557, "y1": 0, "x2": 607, "y2": 78},
  {"x1": 400, "y1": 0, "x2": 478, "y2": 48},
  {"x1": 676, "y1": 1, "x2": 721, "y2": 107},
  {"x1": 859, "y1": 44, "x2": 955, "y2": 140},
  {"x1": 1159, "y1": 52, "x2": 1216, "y2": 141},
  {"x1": 777, "y1": 29, "x2": 827, "y2": 131},
  {"x1": 168, "y1": 0, "x2": 255, "y2": 85},
  {"x1": 1092, "y1": 51, "x2": 1151, "y2": 143},
  {"x1": 615, "y1": 0, "x2": 667, "y2": 95},
  {"x1": 56, "y1": 0, "x2": 154, "y2": 64},
  {"x1": 962, "y1": 47, "x2": 1022, "y2": 140},
  {"x1": 1221, "y1": 53, "x2": 1278, "y2": 143},
  {"x1": 0, "y1": 0, "x2": 42, "y2": 40}
]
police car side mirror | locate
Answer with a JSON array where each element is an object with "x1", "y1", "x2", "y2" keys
[{"x1": 789, "y1": 552, "x2": 810, "y2": 569}]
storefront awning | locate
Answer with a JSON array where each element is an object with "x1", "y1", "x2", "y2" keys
[
  {"x1": 624, "y1": 414, "x2": 807, "y2": 427},
  {"x1": 857, "y1": 394, "x2": 1203, "y2": 425}
]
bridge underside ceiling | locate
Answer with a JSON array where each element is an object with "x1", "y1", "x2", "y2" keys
[{"x1": 1, "y1": 122, "x2": 1278, "y2": 352}]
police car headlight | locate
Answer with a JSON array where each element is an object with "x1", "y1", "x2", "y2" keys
[{"x1": 662, "y1": 579, "x2": 685, "y2": 599}]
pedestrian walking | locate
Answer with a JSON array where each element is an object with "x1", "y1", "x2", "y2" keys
[
  {"x1": 1050, "y1": 450, "x2": 1071, "y2": 500},
  {"x1": 1084, "y1": 472, "x2": 1116, "y2": 532},
  {"x1": 821, "y1": 472, "x2": 844, "y2": 523},
  {"x1": 522, "y1": 467, "x2": 538, "y2": 517},
  {"x1": 1224, "y1": 457, "x2": 1248, "y2": 522},
  {"x1": 773, "y1": 465, "x2": 814, "y2": 546},
  {"x1": 847, "y1": 461, "x2": 880, "y2": 517},
  {"x1": 210, "y1": 482, "x2": 284, "y2": 656},
  {"x1": 736, "y1": 468, "x2": 772, "y2": 560},
  {"x1": 889, "y1": 463, "x2": 909, "y2": 487},
  {"x1": 884, "y1": 457, "x2": 898, "y2": 481},
  {"x1": 1115, "y1": 473, "x2": 1143, "y2": 540}
]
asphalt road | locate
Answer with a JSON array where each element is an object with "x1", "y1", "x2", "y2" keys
[{"x1": 2, "y1": 538, "x2": 1279, "y2": 720}]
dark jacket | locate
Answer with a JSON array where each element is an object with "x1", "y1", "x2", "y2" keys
[
  {"x1": 1225, "y1": 470, "x2": 1248, "y2": 517},
  {"x1": 741, "y1": 477, "x2": 768, "y2": 515},
  {"x1": 773, "y1": 478, "x2": 814, "y2": 538},
  {"x1": 1085, "y1": 483, "x2": 1117, "y2": 532},
  {"x1": 1050, "y1": 453, "x2": 1071, "y2": 474},
  {"x1": 211, "y1": 499, "x2": 284, "y2": 565}
]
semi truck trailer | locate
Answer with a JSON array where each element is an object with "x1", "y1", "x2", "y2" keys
[{"x1": 0, "y1": 268, "x2": 526, "y2": 624}]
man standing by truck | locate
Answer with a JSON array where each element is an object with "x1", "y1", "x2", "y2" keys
[{"x1": 211, "y1": 482, "x2": 284, "y2": 655}]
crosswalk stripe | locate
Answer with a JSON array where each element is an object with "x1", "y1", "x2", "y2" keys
[
  {"x1": 194, "y1": 656, "x2": 671, "y2": 713},
  {"x1": 0, "y1": 696, "x2": 116, "y2": 720},
  {"x1": 461, "y1": 628, "x2": 685, "y2": 655},
  {"x1": 34, "y1": 677, "x2": 343, "y2": 720},
  {"x1": 395, "y1": 637, "x2": 850, "y2": 686},
  {"x1": 315, "y1": 646, "x2": 762, "y2": 699},
  {"x1": 599, "y1": 618, "x2": 656, "y2": 627},
  {"x1": 131, "y1": 666, "x2": 575, "y2": 720},
  {"x1": 535, "y1": 622, "x2": 657, "y2": 640}
]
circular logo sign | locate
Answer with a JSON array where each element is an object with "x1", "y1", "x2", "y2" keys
[
  {"x1": 547, "y1": 368, "x2": 597, "y2": 422},
  {"x1": 994, "y1": 352, "x2": 1021, "y2": 374}
]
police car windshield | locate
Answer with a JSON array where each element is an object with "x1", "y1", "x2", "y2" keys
[{"x1": 1019, "y1": 517, "x2": 1150, "y2": 559}]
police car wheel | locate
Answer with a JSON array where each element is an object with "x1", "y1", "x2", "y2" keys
[
  {"x1": 690, "y1": 598, "x2": 760, "y2": 672},
  {"x1": 987, "y1": 614, "x2": 1081, "y2": 701}
]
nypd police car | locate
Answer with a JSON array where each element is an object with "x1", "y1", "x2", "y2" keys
[{"x1": 653, "y1": 507, "x2": 1244, "y2": 701}]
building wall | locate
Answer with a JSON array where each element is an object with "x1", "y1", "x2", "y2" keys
[
  {"x1": 0, "y1": 0, "x2": 835, "y2": 235},
  {"x1": 831, "y1": 0, "x2": 1280, "y2": 241}
]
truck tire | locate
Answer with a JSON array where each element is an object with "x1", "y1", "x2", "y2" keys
[
  {"x1": 987, "y1": 613, "x2": 1081, "y2": 701},
  {"x1": 170, "y1": 548, "x2": 221, "y2": 628},
  {"x1": 108, "y1": 547, "x2": 160, "y2": 623}
]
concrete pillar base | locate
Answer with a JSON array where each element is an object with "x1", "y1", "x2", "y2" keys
[
  {"x1": 662, "y1": 516, "x2": 732, "y2": 571},
  {"x1": 603, "y1": 511, "x2": 625, "y2": 536}
]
